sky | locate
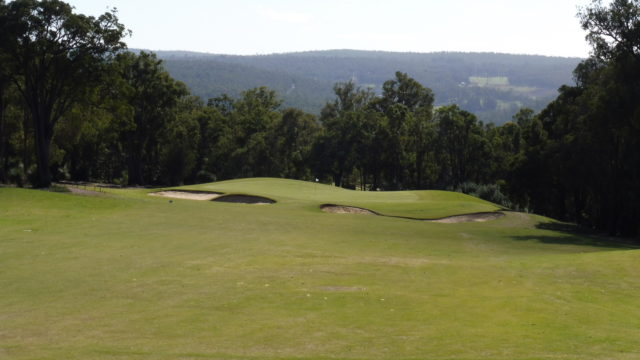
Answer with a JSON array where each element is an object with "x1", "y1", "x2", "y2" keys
[{"x1": 66, "y1": 0, "x2": 594, "y2": 58}]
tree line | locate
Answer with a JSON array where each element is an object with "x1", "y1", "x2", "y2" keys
[{"x1": 1, "y1": 0, "x2": 638, "y2": 238}]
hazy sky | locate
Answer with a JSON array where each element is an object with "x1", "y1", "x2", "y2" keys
[{"x1": 66, "y1": 0, "x2": 594, "y2": 57}]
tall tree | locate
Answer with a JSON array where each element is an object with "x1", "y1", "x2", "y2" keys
[
  {"x1": 580, "y1": 0, "x2": 640, "y2": 61},
  {"x1": 273, "y1": 108, "x2": 320, "y2": 180},
  {"x1": 0, "y1": 69, "x2": 10, "y2": 184},
  {"x1": 578, "y1": 0, "x2": 640, "y2": 236},
  {"x1": 435, "y1": 105, "x2": 489, "y2": 187},
  {"x1": 372, "y1": 72, "x2": 435, "y2": 189},
  {"x1": 0, "y1": 0, "x2": 128, "y2": 187},
  {"x1": 0, "y1": 0, "x2": 8, "y2": 182},
  {"x1": 229, "y1": 87, "x2": 282, "y2": 178},
  {"x1": 318, "y1": 81, "x2": 374, "y2": 187},
  {"x1": 115, "y1": 51, "x2": 188, "y2": 185},
  {"x1": 159, "y1": 96, "x2": 201, "y2": 185},
  {"x1": 513, "y1": 0, "x2": 640, "y2": 236}
]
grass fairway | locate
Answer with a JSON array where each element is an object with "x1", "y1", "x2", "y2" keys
[{"x1": 1, "y1": 178, "x2": 639, "y2": 360}]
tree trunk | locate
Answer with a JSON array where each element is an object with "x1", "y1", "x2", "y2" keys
[
  {"x1": 416, "y1": 150, "x2": 424, "y2": 189},
  {"x1": 333, "y1": 171, "x2": 342, "y2": 188},
  {"x1": 127, "y1": 145, "x2": 144, "y2": 186},
  {"x1": 22, "y1": 111, "x2": 30, "y2": 183},
  {"x1": 373, "y1": 172, "x2": 380, "y2": 191},
  {"x1": 32, "y1": 110, "x2": 53, "y2": 188},
  {"x1": 0, "y1": 88, "x2": 6, "y2": 183}
]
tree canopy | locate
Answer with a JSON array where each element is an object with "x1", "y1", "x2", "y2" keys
[{"x1": 0, "y1": 0, "x2": 128, "y2": 187}]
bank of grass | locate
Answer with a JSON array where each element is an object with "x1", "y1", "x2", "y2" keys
[
  {"x1": 1, "y1": 178, "x2": 639, "y2": 360},
  {"x1": 184, "y1": 177, "x2": 502, "y2": 219}
]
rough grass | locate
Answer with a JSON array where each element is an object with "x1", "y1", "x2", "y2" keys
[{"x1": 1, "y1": 178, "x2": 639, "y2": 360}]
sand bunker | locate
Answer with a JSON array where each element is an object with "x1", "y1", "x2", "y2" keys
[
  {"x1": 426, "y1": 212, "x2": 505, "y2": 223},
  {"x1": 150, "y1": 190, "x2": 275, "y2": 204},
  {"x1": 212, "y1": 194, "x2": 276, "y2": 205},
  {"x1": 149, "y1": 190, "x2": 223, "y2": 201},
  {"x1": 320, "y1": 204, "x2": 377, "y2": 215},
  {"x1": 321, "y1": 204, "x2": 504, "y2": 223}
]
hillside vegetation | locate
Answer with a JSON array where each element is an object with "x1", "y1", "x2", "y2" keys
[
  {"x1": 157, "y1": 50, "x2": 581, "y2": 123},
  {"x1": 1, "y1": 178, "x2": 639, "y2": 359}
]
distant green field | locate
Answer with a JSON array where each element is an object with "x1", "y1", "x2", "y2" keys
[
  {"x1": 469, "y1": 77, "x2": 539, "y2": 99},
  {"x1": 497, "y1": 99, "x2": 524, "y2": 111},
  {"x1": 1, "y1": 178, "x2": 639, "y2": 360},
  {"x1": 469, "y1": 76, "x2": 510, "y2": 87}
]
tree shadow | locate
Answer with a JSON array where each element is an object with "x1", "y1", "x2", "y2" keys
[{"x1": 510, "y1": 221, "x2": 640, "y2": 249}]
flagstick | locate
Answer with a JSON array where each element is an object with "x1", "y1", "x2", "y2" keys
[{"x1": 314, "y1": 178, "x2": 319, "y2": 200}]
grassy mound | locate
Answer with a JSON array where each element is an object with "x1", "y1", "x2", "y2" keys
[
  {"x1": 1, "y1": 179, "x2": 639, "y2": 360},
  {"x1": 184, "y1": 177, "x2": 502, "y2": 218}
]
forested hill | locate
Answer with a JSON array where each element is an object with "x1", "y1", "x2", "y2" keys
[{"x1": 154, "y1": 49, "x2": 582, "y2": 124}]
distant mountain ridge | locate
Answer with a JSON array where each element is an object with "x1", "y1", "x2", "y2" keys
[{"x1": 149, "y1": 49, "x2": 582, "y2": 124}]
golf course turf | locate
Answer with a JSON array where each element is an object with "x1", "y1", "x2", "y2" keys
[{"x1": 1, "y1": 178, "x2": 639, "y2": 359}]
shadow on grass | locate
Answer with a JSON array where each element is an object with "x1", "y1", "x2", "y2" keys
[{"x1": 510, "y1": 221, "x2": 640, "y2": 249}]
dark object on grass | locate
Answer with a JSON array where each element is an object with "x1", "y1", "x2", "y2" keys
[{"x1": 212, "y1": 194, "x2": 276, "y2": 204}]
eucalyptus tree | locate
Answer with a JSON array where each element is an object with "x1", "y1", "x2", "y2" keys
[
  {"x1": 318, "y1": 80, "x2": 374, "y2": 187},
  {"x1": 0, "y1": 0, "x2": 128, "y2": 187},
  {"x1": 371, "y1": 72, "x2": 435, "y2": 189},
  {"x1": 579, "y1": 0, "x2": 640, "y2": 62},
  {"x1": 0, "y1": 1, "x2": 7, "y2": 181},
  {"x1": 575, "y1": 0, "x2": 640, "y2": 235},
  {"x1": 229, "y1": 87, "x2": 282, "y2": 178},
  {"x1": 273, "y1": 108, "x2": 321, "y2": 180},
  {"x1": 159, "y1": 96, "x2": 202, "y2": 185},
  {"x1": 434, "y1": 105, "x2": 489, "y2": 187},
  {"x1": 115, "y1": 51, "x2": 189, "y2": 185},
  {"x1": 0, "y1": 69, "x2": 10, "y2": 183}
]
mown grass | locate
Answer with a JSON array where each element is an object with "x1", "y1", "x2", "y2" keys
[
  {"x1": 183, "y1": 177, "x2": 501, "y2": 219},
  {"x1": 1, "y1": 178, "x2": 639, "y2": 360}
]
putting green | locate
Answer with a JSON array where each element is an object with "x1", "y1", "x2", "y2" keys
[
  {"x1": 1, "y1": 178, "x2": 639, "y2": 360},
  {"x1": 183, "y1": 177, "x2": 503, "y2": 219}
]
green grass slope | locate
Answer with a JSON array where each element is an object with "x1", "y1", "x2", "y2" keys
[
  {"x1": 1, "y1": 179, "x2": 639, "y2": 360},
  {"x1": 183, "y1": 177, "x2": 501, "y2": 219}
]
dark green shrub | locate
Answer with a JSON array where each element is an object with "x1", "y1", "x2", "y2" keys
[{"x1": 456, "y1": 182, "x2": 512, "y2": 209}]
